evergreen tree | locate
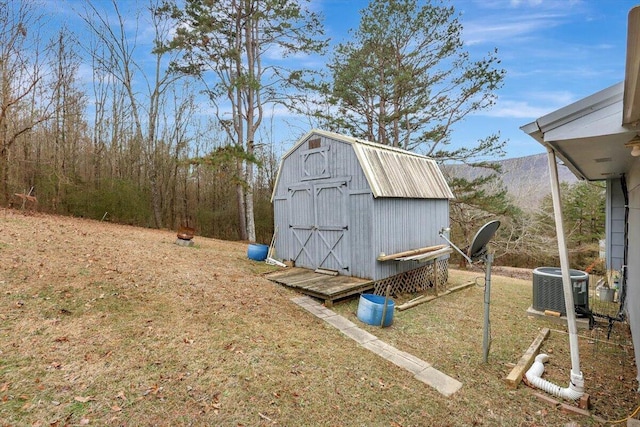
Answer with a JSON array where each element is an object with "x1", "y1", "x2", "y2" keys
[
  {"x1": 162, "y1": 0, "x2": 327, "y2": 241},
  {"x1": 304, "y1": 0, "x2": 512, "y2": 254},
  {"x1": 308, "y1": 0, "x2": 505, "y2": 158}
]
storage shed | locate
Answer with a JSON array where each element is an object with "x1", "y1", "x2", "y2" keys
[{"x1": 270, "y1": 129, "x2": 454, "y2": 298}]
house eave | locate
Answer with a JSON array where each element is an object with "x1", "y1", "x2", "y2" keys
[{"x1": 521, "y1": 83, "x2": 637, "y2": 181}]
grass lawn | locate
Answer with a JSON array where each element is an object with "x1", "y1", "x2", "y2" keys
[{"x1": 0, "y1": 209, "x2": 636, "y2": 426}]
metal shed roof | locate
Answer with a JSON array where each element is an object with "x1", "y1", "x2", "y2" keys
[{"x1": 273, "y1": 129, "x2": 454, "y2": 200}]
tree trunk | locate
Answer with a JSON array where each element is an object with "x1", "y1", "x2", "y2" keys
[
  {"x1": 0, "y1": 147, "x2": 8, "y2": 204},
  {"x1": 150, "y1": 170, "x2": 163, "y2": 228},
  {"x1": 236, "y1": 159, "x2": 248, "y2": 241},
  {"x1": 245, "y1": 163, "x2": 256, "y2": 242}
]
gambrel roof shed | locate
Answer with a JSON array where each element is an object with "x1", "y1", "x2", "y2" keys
[
  {"x1": 271, "y1": 129, "x2": 453, "y2": 282},
  {"x1": 272, "y1": 129, "x2": 453, "y2": 201}
]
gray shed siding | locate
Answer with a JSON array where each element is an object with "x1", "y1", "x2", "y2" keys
[
  {"x1": 349, "y1": 192, "x2": 374, "y2": 279},
  {"x1": 272, "y1": 131, "x2": 451, "y2": 281},
  {"x1": 606, "y1": 178, "x2": 625, "y2": 272},
  {"x1": 272, "y1": 198, "x2": 289, "y2": 260},
  {"x1": 272, "y1": 133, "x2": 373, "y2": 274},
  {"x1": 371, "y1": 198, "x2": 450, "y2": 281}
]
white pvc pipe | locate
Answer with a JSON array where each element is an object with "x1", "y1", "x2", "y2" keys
[
  {"x1": 525, "y1": 354, "x2": 584, "y2": 400},
  {"x1": 534, "y1": 148, "x2": 585, "y2": 399}
]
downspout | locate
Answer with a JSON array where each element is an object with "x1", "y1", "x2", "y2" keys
[
  {"x1": 618, "y1": 174, "x2": 629, "y2": 318},
  {"x1": 525, "y1": 148, "x2": 585, "y2": 401}
]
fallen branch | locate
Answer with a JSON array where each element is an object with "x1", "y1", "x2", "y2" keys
[
  {"x1": 14, "y1": 189, "x2": 38, "y2": 210},
  {"x1": 258, "y1": 412, "x2": 273, "y2": 422}
]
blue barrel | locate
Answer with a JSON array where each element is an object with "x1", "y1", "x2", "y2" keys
[
  {"x1": 247, "y1": 243, "x2": 269, "y2": 261},
  {"x1": 357, "y1": 294, "x2": 395, "y2": 327}
]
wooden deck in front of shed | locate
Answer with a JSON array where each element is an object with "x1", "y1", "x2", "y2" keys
[{"x1": 265, "y1": 268, "x2": 374, "y2": 306}]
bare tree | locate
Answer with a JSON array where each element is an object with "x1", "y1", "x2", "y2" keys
[
  {"x1": 80, "y1": 0, "x2": 184, "y2": 228},
  {"x1": 46, "y1": 28, "x2": 87, "y2": 210},
  {"x1": 0, "y1": 0, "x2": 53, "y2": 204},
  {"x1": 165, "y1": 0, "x2": 327, "y2": 242}
]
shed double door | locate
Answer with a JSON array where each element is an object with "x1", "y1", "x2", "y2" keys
[{"x1": 289, "y1": 180, "x2": 349, "y2": 274}]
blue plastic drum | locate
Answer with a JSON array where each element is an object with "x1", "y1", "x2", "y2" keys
[
  {"x1": 357, "y1": 293, "x2": 395, "y2": 327},
  {"x1": 247, "y1": 243, "x2": 269, "y2": 261}
]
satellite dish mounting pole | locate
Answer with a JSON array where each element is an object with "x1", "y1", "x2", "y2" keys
[
  {"x1": 482, "y1": 251, "x2": 493, "y2": 363},
  {"x1": 441, "y1": 221, "x2": 500, "y2": 363}
]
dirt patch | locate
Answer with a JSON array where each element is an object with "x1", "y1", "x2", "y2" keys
[
  {"x1": 0, "y1": 209, "x2": 637, "y2": 426},
  {"x1": 491, "y1": 265, "x2": 533, "y2": 281}
]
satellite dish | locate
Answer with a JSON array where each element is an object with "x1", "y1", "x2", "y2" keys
[{"x1": 468, "y1": 220, "x2": 501, "y2": 262}]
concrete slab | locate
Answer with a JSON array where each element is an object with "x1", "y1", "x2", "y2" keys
[
  {"x1": 384, "y1": 350, "x2": 430, "y2": 375},
  {"x1": 291, "y1": 295, "x2": 462, "y2": 397},
  {"x1": 392, "y1": 349, "x2": 432, "y2": 371},
  {"x1": 414, "y1": 367, "x2": 463, "y2": 397},
  {"x1": 322, "y1": 314, "x2": 357, "y2": 331},
  {"x1": 340, "y1": 326, "x2": 378, "y2": 344},
  {"x1": 526, "y1": 306, "x2": 590, "y2": 330},
  {"x1": 362, "y1": 339, "x2": 396, "y2": 360},
  {"x1": 293, "y1": 296, "x2": 336, "y2": 318},
  {"x1": 303, "y1": 304, "x2": 336, "y2": 319},
  {"x1": 291, "y1": 296, "x2": 313, "y2": 305}
]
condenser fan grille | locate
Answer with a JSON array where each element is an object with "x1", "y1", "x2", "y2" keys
[{"x1": 532, "y1": 267, "x2": 589, "y2": 315}]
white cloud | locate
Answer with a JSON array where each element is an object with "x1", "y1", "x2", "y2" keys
[
  {"x1": 480, "y1": 90, "x2": 579, "y2": 119},
  {"x1": 509, "y1": 0, "x2": 545, "y2": 6},
  {"x1": 463, "y1": 13, "x2": 567, "y2": 46},
  {"x1": 481, "y1": 100, "x2": 556, "y2": 118},
  {"x1": 524, "y1": 90, "x2": 577, "y2": 106}
]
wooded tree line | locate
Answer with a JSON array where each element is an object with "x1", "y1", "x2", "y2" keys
[{"x1": 0, "y1": 0, "x2": 605, "y2": 268}]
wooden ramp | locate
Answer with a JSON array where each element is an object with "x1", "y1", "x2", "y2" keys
[{"x1": 265, "y1": 268, "x2": 374, "y2": 306}]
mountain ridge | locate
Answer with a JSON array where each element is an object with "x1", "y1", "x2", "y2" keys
[{"x1": 444, "y1": 153, "x2": 579, "y2": 210}]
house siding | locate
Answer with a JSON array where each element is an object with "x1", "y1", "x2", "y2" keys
[
  {"x1": 607, "y1": 178, "x2": 625, "y2": 272},
  {"x1": 626, "y1": 160, "x2": 640, "y2": 383}
]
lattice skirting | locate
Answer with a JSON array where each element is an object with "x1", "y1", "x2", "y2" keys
[{"x1": 373, "y1": 259, "x2": 449, "y2": 296}]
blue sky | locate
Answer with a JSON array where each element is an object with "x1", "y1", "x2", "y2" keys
[
  {"x1": 316, "y1": 0, "x2": 640, "y2": 159},
  {"x1": 46, "y1": 0, "x2": 640, "y2": 160}
]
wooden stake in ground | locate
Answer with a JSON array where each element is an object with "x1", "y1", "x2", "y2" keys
[
  {"x1": 505, "y1": 328, "x2": 550, "y2": 389},
  {"x1": 396, "y1": 281, "x2": 475, "y2": 311},
  {"x1": 433, "y1": 260, "x2": 439, "y2": 296},
  {"x1": 381, "y1": 285, "x2": 391, "y2": 327}
]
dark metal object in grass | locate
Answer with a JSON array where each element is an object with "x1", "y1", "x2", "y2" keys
[
  {"x1": 176, "y1": 226, "x2": 195, "y2": 247},
  {"x1": 575, "y1": 305, "x2": 625, "y2": 340}
]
